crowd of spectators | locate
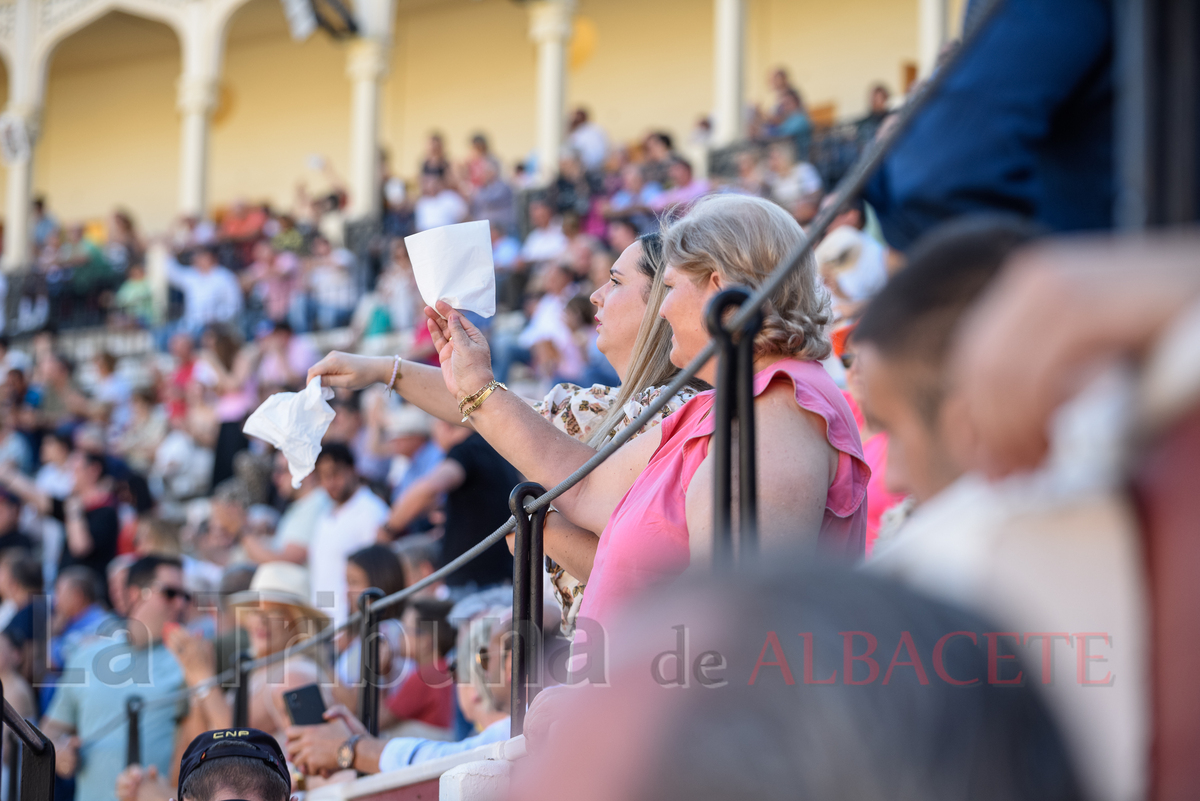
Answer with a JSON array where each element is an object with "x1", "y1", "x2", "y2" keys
[
  {"x1": 0, "y1": 0, "x2": 1188, "y2": 794},
  {"x1": 0, "y1": 51, "x2": 1158, "y2": 801},
  {"x1": 3, "y1": 69, "x2": 894, "y2": 348}
]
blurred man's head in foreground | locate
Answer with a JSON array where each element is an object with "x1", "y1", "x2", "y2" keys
[
  {"x1": 514, "y1": 563, "x2": 1082, "y2": 801},
  {"x1": 853, "y1": 216, "x2": 1039, "y2": 501}
]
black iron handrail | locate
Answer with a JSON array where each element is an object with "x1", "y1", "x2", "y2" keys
[
  {"x1": 2, "y1": 700, "x2": 47, "y2": 757},
  {"x1": 509, "y1": 483, "x2": 547, "y2": 736},
  {"x1": 357, "y1": 587, "x2": 387, "y2": 738},
  {"x1": 706, "y1": 287, "x2": 764, "y2": 559},
  {"x1": 2, "y1": 683, "x2": 57, "y2": 801}
]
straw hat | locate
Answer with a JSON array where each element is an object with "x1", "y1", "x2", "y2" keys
[
  {"x1": 385, "y1": 404, "x2": 432, "y2": 439},
  {"x1": 227, "y1": 562, "x2": 331, "y2": 631}
]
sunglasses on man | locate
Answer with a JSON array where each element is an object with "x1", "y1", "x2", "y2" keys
[{"x1": 142, "y1": 584, "x2": 193, "y2": 603}]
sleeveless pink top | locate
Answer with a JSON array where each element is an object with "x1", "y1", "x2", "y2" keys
[{"x1": 578, "y1": 358, "x2": 870, "y2": 629}]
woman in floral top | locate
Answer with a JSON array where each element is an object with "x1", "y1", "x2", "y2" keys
[
  {"x1": 310, "y1": 233, "x2": 705, "y2": 636},
  {"x1": 533, "y1": 379, "x2": 698, "y2": 635}
]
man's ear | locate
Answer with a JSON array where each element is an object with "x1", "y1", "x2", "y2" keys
[
  {"x1": 124, "y1": 583, "x2": 143, "y2": 613},
  {"x1": 938, "y1": 388, "x2": 978, "y2": 476},
  {"x1": 707, "y1": 270, "x2": 725, "y2": 292}
]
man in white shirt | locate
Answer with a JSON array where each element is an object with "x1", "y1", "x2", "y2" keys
[
  {"x1": 309, "y1": 442, "x2": 390, "y2": 623},
  {"x1": 765, "y1": 140, "x2": 823, "y2": 207},
  {"x1": 568, "y1": 108, "x2": 609, "y2": 173},
  {"x1": 518, "y1": 199, "x2": 568, "y2": 267},
  {"x1": 240, "y1": 453, "x2": 330, "y2": 566},
  {"x1": 166, "y1": 245, "x2": 243, "y2": 335},
  {"x1": 414, "y1": 174, "x2": 468, "y2": 232},
  {"x1": 516, "y1": 264, "x2": 578, "y2": 359},
  {"x1": 814, "y1": 225, "x2": 888, "y2": 320}
]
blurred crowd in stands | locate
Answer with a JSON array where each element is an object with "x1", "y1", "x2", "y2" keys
[
  {"x1": 1, "y1": 68, "x2": 892, "y2": 346},
  {"x1": 0, "y1": 66, "x2": 908, "y2": 801},
  {"x1": 0, "y1": 18, "x2": 1184, "y2": 797}
]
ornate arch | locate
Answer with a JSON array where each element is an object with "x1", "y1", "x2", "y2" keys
[{"x1": 32, "y1": 0, "x2": 187, "y2": 74}]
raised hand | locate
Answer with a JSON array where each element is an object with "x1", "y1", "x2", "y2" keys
[
  {"x1": 425, "y1": 301, "x2": 495, "y2": 406},
  {"x1": 54, "y1": 735, "x2": 81, "y2": 778},
  {"x1": 115, "y1": 764, "x2": 144, "y2": 801},
  {"x1": 164, "y1": 624, "x2": 216, "y2": 687}
]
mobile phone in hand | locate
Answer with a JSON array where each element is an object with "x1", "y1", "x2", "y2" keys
[{"x1": 283, "y1": 683, "x2": 327, "y2": 726}]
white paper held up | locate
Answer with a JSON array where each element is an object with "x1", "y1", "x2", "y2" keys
[
  {"x1": 243, "y1": 377, "x2": 336, "y2": 488},
  {"x1": 404, "y1": 219, "x2": 496, "y2": 318}
]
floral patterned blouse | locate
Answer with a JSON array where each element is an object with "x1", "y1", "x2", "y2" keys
[{"x1": 532, "y1": 381, "x2": 698, "y2": 637}]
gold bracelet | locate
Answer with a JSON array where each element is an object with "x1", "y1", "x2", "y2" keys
[
  {"x1": 460, "y1": 380, "x2": 507, "y2": 421},
  {"x1": 457, "y1": 378, "x2": 501, "y2": 415}
]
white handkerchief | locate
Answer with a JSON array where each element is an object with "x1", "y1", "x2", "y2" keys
[
  {"x1": 404, "y1": 220, "x2": 496, "y2": 318},
  {"x1": 243, "y1": 378, "x2": 336, "y2": 488}
]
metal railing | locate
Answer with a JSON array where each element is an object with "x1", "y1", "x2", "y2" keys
[
  {"x1": 708, "y1": 120, "x2": 869, "y2": 191},
  {"x1": 1, "y1": 681, "x2": 57, "y2": 801},
  {"x1": 1, "y1": 267, "x2": 125, "y2": 334},
  {"x1": 509, "y1": 483, "x2": 548, "y2": 734},
  {"x1": 53, "y1": 0, "x2": 1021, "y2": 786}
]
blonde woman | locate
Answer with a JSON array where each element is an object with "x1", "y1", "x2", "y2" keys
[
  {"x1": 410, "y1": 194, "x2": 869, "y2": 634},
  {"x1": 309, "y1": 233, "x2": 705, "y2": 635}
]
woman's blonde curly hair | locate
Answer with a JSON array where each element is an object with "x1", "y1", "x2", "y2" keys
[{"x1": 662, "y1": 194, "x2": 832, "y2": 361}]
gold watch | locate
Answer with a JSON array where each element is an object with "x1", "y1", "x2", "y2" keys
[{"x1": 337, "y1": 733, "x2": 363, "y2": 771}]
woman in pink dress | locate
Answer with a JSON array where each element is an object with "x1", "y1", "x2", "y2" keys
[
  {"x1": 566, "y1": 194, "x2": 869, "y2": 627},
  {"x1": 312, "y1": 196, "x2": 868, "y2": 633},
  {"x1": 433, "y1": 196, "x2": 866, "y2": 631}
]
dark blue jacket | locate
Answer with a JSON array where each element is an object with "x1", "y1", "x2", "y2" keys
[{"x1": 865, "y1": 0, "x2": 1114, "y2": 249}]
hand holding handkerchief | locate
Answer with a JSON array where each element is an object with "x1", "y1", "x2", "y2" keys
[
  {"x1": 404, "y1": 220, "x2": 496, "y2": 318},
  {"x1": 243, "y1": 378, "x2": 336, "y2": 488}
]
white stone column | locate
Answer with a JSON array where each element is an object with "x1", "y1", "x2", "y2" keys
[
  {"x1": 528, "y1": 0, "x2": 574, "y2": 185},
  {"x1": 2, "y1": 107, "x2": 38, "y2": 271},
  {"x1": 918, "y1": 0, "x2": 950, "y2": 79},
  {"x1": 176, "y1": 4, "x2": 223, "y2": 221},
  {"x1": 2, "y1": 0, "x2": 42, "y2": 271},
  {"x1": 145, "y1": 240, "x2": 170, "y2": 324},
  {"x1": 177, "y1": 74, "x2": 217, "y2": 218},
  {"x1": 346, "y1": 38, "x2": 388, "y2": 220},
  {"x1": 711, "y1": 0, "x2": 745, "y2": 148}
]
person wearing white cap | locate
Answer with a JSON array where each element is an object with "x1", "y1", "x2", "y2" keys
[{"x1": 166, "y1": 561, "x2": 332, "y2": 749}]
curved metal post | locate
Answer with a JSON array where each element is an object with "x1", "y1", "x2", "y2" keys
[
  {"x1": 705, "y1": 287, "x2": 753, "y2": 564},
  {"x1": 736, "y1": 299, "x2": 764, "y2": 555},
  {"x1": 3, "y1": 694, "x2": 54, "y2": 801},
  {"x1": 125, "y1": 695, "x2": 143, "y2": 767},
  {"x1": 508, "y1": 482, "x2": 547, "y2": 736},
  {"x1": 233, "y1": 650, "x2": 251, "y2": 728},
  {"x1": 357, "y1": 587, "x2": 386, "y2": 737}
]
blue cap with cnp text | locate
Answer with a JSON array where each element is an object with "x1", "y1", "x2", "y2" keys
[{"x1": 177, "y1": 728, "x2": 290, "y2": 800}]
